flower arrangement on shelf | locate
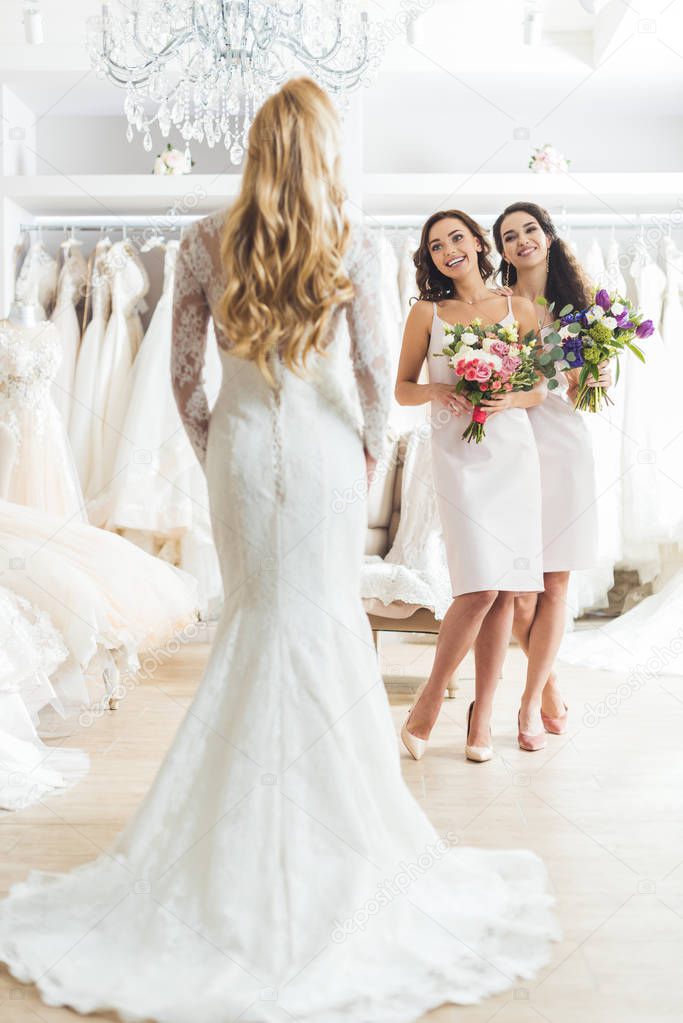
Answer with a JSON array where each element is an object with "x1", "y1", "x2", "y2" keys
[
  {"x1": 438, "y1": 318, "x2": 544, "y2": 443},
  {"x1": 153, "y1": 144, "x2": 194, "y2": 176},
  {"x1": 528, "y1": 143, "x2": 570, "y2": 174}
]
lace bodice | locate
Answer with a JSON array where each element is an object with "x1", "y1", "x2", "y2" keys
[
  {"x1": 89, "y1": 239, "x2": 113, "y2": 323},
  {"x1": 105, "y1": 240, "x2": 150, "y2": 318},
  {"x1": 171, "y1": 212, "x2": 392, "y2": 466},
  {"x1": 0, "y1": 321, "x2": 61, "y2": 442},
  {"x1": 53, "y1": 240, "x2": 88, "y2": 311},
  {"x1": 15, "y1": 241, "x2": 58, "y2": 320}
]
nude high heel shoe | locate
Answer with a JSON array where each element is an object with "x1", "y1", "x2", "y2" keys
[
  {"x1": 465, "y1": 701, "x2": 493, "y2": 762},
  {"x1": 541, "y1": 703, "x2": 569, "y2": 735},
  {"x1": 400, "y1": 682, "x2": 429, "y2": 761},
  {"x1": 517, "y1": 708, "x2": 546, "y2": 751}
]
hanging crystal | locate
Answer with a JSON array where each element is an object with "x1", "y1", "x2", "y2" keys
[
  {"x1": 143, "y1": 129, "x2": 153, "y2": 151},
  {"x1": 126, "y1": 123, "x2": 134, "y2": 142},
  {"x1": 87, "y1": 1, "x2": 376, "y2": 165}
]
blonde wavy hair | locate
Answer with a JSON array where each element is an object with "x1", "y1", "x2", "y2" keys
[{"x1": 217, "y1": 77, "x2": 354, "y2": 385}]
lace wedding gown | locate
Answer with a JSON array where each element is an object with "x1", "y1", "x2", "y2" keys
[
  {"x1": 0, "y1": 319, "x2": 86, "y2": 522},
  {"x1": 70, "y1": 237, "x2": 113, "y2": 493},
  {"x1": 0, "y1": 498, "x2": 199, "y2": 713},
  {"x1": 87, "y1": 240, "x2": 149, "y2": 520},
  {"x1": 15, "y1": 238, "x2": 58, "y2": 321},
  {"x1": 0, "y1": 586, "x2": 89, "y2": 811},
  {"x1": 50, "y1": 238, "x2": 88, "y2": 424},
  {"x1": 0, "y1": 214, "x2": 558, "y2": 1022}
]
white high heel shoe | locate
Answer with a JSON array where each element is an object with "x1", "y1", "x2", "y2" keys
[
  {"x1": 465, "y1": 700, "x2": 493, "y2": 762},
  {"x1": 400, "y1": 682, "x2": 430, "y2": 761}
]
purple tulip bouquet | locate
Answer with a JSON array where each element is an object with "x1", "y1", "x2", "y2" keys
[{"x1": 545, "y1": 288, "x2": 653, "y2": 413}]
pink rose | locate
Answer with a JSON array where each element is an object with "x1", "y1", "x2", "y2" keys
[
  {"x1": 474, "y1": 362, "x2": 492, "y2": 383},
  {"x1": 464, "y1": 367, "x2": 478, "y2": 381},
  {"x1": 455, "y1": 359, "x2": 466, "y2": 375},
  {"x1": 504, "y1": 382, "x2": 513, "y2": 391},
  {"x1": 490, "y1": 340, "x2": 509, "y2": 357},
  {"x1": 501, "y1": 355, "x2": 521, "y2": 374},
  {"x1": 491, "y1": 380, "x2": 502, "y2": 391}
]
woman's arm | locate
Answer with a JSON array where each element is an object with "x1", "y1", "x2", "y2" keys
[
  {"x1": 395, "y1": 302, "x2": 472, "y2": 415},
  {"x1": 171, "y1": 232, "x2": 211, "y2": 467},
  {"x1": 345, "y1": 229, "x2": 393, "y2": 465}
]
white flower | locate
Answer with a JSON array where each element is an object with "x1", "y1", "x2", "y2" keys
[
  {"x1": 611, "y1": 302, "x2": 625, "y2": 316},
  {"x1": 163, "y1": 147, "x2": 188, "y2": 173},
  {"x1": 482, "y1": 337, "x2": 494, "y2": 353},
  {"x1": 559, "y1": 325, "x2": 572, "y2": 340},
  {"x1": 588, "y1": 305, "x2": 605, "y2": 321},
  {"x1": 508, "y1": 343, "x2": 521, "y2": 355},
  {"x1": 457, "y1": 346, "x2": 478, "y2": 362},
  {"x1": 481, "y1": 352, "x2": 502, "y2": 371},
  {"x1": 153, "y1": 156, "x2": 167, "y2": 176},
  {"x1": 602, "y1": 316, "x2": 617, "y2": 330},
  {"x1": 461, "y1": 331, "x2": 478, "y2": 346}
]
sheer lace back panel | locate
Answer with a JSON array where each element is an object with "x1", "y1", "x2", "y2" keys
[{"x1": 171, "y1": 211, "x2": 392, "y2": 466}]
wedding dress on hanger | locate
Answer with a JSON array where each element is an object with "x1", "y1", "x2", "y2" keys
[
  {"x1": 50, "y1": 237, "x2": 88, "y2": 424},
  {"x1": 0, "y1": 213, "x2": 558, "y2": 1022},
  {"x1": 87, "y1": 239, "x2": 149, "y2": 522},
  {"x1": 0, "y1": 319, "x2": 86, "y2": 522},
  {"x1": 567, "y1": 234, "x2": 627, "y2": 616},
  {"x1": 15, "y1": 237, "x2": 58, "y2": 320},
  {"x1": 0, "y1": 498, "x2": 199, "y2": 713},
  {"x1": 584, "y1": 237, "x2": 607, "y2": 289},
  {"x1": 0, "y1": 586, "x2": 89, "y2": 811},
  {"x1": 69, "y1": 237, "x2": 112, "y2": 493},
  {"x1": 619, "y1": 239, "x2": 675, "y2": 578}
]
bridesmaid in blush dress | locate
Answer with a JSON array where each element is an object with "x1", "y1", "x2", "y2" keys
[
  {"x1": 492, "y1": 202, "x2": 611, "y2": 742},
  {"x1": 395, "y1": 210, "x2": 547, "y2": 761}
]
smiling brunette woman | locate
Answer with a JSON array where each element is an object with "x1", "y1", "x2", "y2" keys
[
  {"x1": 492, "y1": 201, "x2": 611, "y2": 741},
  {"x1": 395, "y1": 209, "x2": 547, "y2": 761}
]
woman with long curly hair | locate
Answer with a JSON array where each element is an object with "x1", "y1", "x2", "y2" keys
[
  {"x1": 0, "y1": 84, "x2": 558, "y2": 1019},
  {"x1": 492, "y1": 201, "x2": 611, "y2": 741},
  {"x1": 395, "y1": 209, "x2": 548, "y2": 761}
]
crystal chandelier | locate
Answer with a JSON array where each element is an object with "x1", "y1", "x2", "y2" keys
[{"x1": 87, "y1": 1, "x2": 377, "y2": 167}]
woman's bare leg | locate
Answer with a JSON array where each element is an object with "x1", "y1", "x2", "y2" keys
[
  {"x1": 519, "y1": 571, "x2": 570, "y2": 731},
  {"x1": 406, "y1": 590, "x2": 498, "y2": 740},
  {"x1": 470, "y1": 591, "x2": 516, "y2": 747}
]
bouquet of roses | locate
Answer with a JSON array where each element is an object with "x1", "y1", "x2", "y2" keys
[
  {"x1": 439, "y1": 318, "x2": 543, "y2": 443},
  {"x1": 543, "y1": 289, "x2": 653, "y2": 413}
]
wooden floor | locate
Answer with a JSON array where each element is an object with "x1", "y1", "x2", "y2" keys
[{"x1": 2, "y1": 635, "x2": 683, "y2": 1022}]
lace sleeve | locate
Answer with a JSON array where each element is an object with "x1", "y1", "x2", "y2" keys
[
  {"x1": 345, "y1": 226, "x2": 392, "y2": 461},
  {"x1": 171, "y1": 232, "x2": 211, "y2": 467}
]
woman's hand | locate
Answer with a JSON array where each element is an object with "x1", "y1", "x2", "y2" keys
[
  {"x1": 586, "y1": 360, "x2": 612, "y2": 389},
  {"x1": 490, "y1": 285, "x2": 513, "y2": 297},
  {"x1": 429, "y1": 383, "x2": 473, "y2": 417},
  {"x1": 479, "y1": 391, "x2": 519, "y2": 415}
]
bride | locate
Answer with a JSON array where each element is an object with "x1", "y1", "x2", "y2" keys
[{"x1": 0, "y1": 78, "x2": 558, "y2": 1020}]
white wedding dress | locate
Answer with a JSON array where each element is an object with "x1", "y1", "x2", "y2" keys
[
  {"x1": 70, "y1": 237, "x2": 113, "y2": 493},
  {"x1": 0, "y1": 498, "x2": 199, "y2": 713},
  {"x1": 0, "y1": 586, "x2": 89, "y2": 811},
  {"x1": 0, "y1": 319, "x2": 86, "y2": 522},
  {"x1": 87, "y1": 240, "x2": 149, "y2": 520},
  {"x1": 15, "y1": 238, "x2": 58, "y2": 321},
  {"x1": 0, "y1": 214, "x2": 558, "y2": 1022},
  {"x1": 50, "y1": 238, "x2": 88, "y2": 425}
]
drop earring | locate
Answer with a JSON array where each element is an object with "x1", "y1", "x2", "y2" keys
[
  {"x1": 546, "y1": 247, "x2": 551, "y2": 273},
  {"x1": 503, "y1": 262, "x2": 510, "y2": 288}
]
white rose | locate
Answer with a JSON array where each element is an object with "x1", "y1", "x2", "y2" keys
[
  {"x1": 481, "y1": 352, "x2": 502, "y2": 371},
  {"x1": 163, "y1": 148, "x2": 187, "y2": 172},
  {"x1": 153, "y1": 156, "x2": 167, "y2": 175},
  {"x1": 457, "y1": 346, "x2": 477, "y2": 362},
  {"x1": 461, "y1": 332, "x2": 478, "y2": 346},
  {"x1": 482, "y1": 337, "x2": 493, "y2": 353}
]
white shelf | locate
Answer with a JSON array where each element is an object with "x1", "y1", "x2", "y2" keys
[
  {"x1": 362, "y1": 172, "x2": 683, "y2": 217},
  {"x1": 3, "y1": 171, "x2": 682, "y2": 219},
  {"x1": 1, "y1": 175, "x2": 241, "y2": 215}
]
